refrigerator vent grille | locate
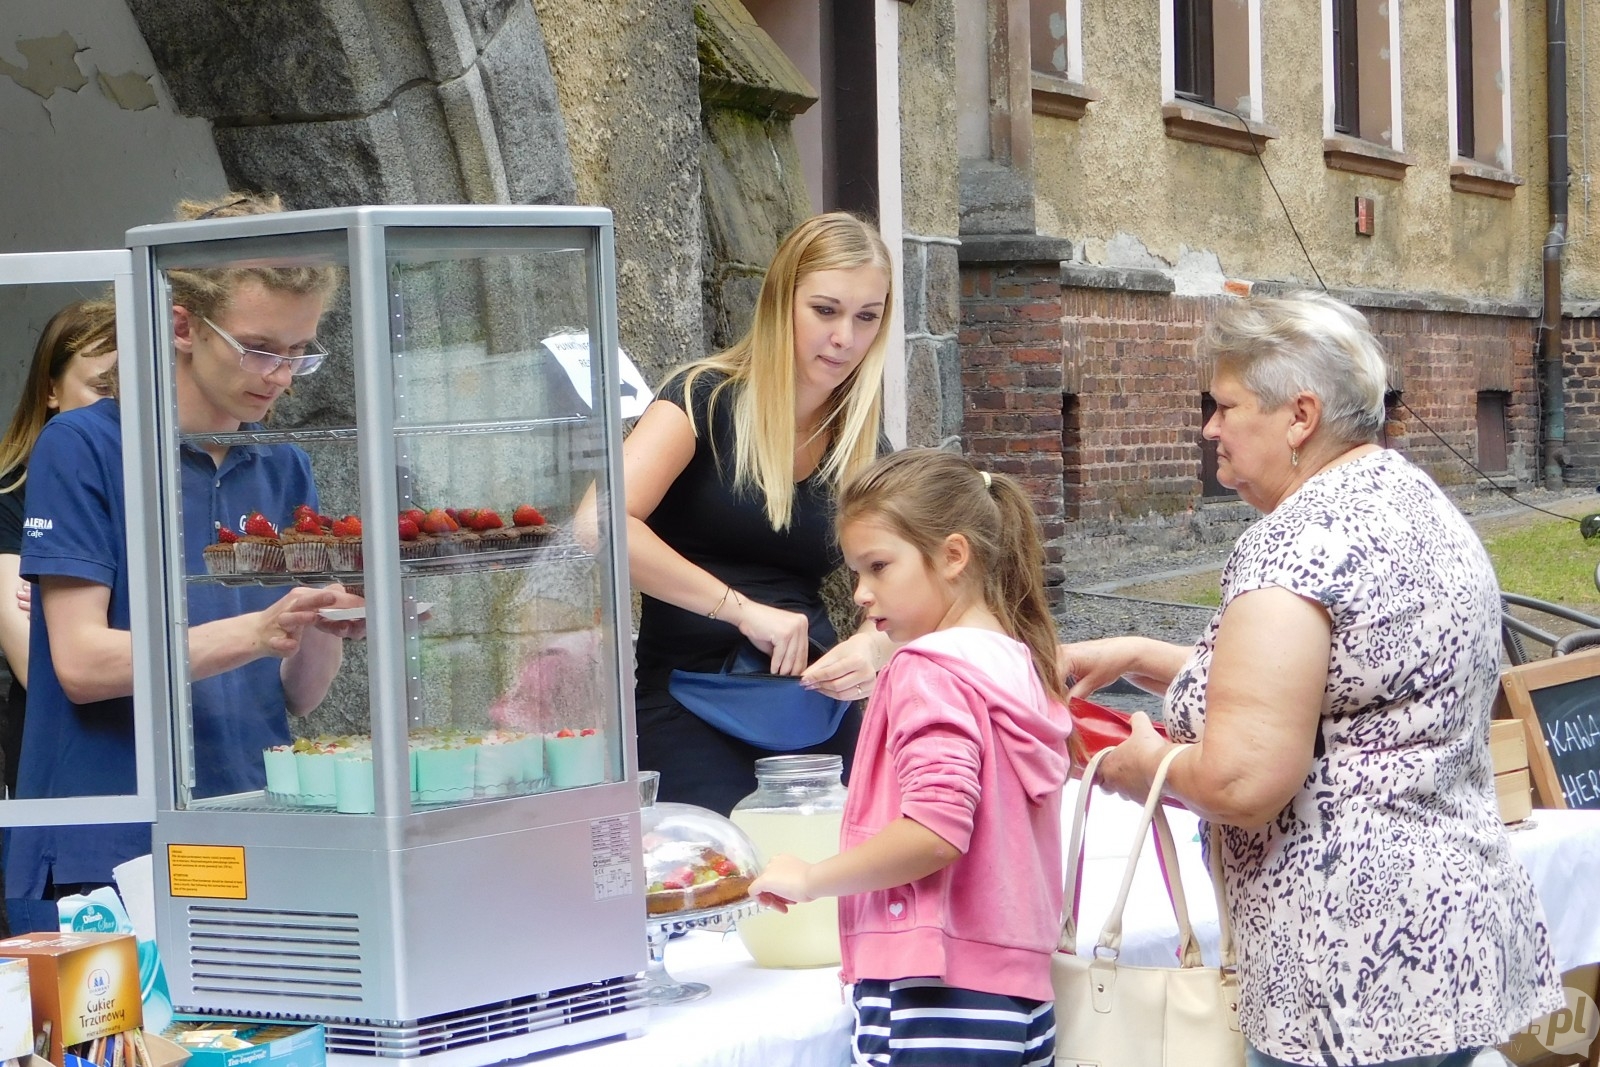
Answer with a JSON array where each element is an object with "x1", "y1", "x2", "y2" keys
[
  {"x1": 185, "y1": 905, "x2": 365, "y2": 1001},
  {"x1": 180, "y1": 974, "x2": 647, "y2": 1062}
]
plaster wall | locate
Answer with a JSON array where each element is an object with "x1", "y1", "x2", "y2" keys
[
  {"x1": 1031, "y1": 0, "x2": 1543, "y2": 302},
  {"x1": 1559, "y1": 0, "x2": 1600, "y2": 302},
  {"x1": 0, "y1": 0, "x2": 228, "y2": 408}
]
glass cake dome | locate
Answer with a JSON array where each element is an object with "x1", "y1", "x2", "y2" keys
[{"x1": 640, "y1": 772, "x2": 759, "y2": 916}]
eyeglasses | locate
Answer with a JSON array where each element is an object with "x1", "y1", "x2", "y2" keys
[{"x1": 202, "y1": 316, "x2": 328, "y2": 377}]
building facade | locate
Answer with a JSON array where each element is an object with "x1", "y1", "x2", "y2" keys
[{"x1": 951, "y1": 0, "x2": 1600, "y2": 589}]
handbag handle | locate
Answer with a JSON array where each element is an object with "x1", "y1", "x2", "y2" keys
[{"x1": 1060, "y1": 746, "x2": 1200, "y2": 963}]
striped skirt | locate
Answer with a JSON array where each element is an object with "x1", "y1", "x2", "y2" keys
[{"x1": 851, "y1": 977, "x2": 1056, "y2": 1066}]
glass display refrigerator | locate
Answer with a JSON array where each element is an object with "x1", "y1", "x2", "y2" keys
[{"x1": 111, "y1": 206, "x2": 647, "y2": 1064}]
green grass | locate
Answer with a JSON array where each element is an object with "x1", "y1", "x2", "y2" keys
[
  {"x1": 1112, "y1": 512, "x2": 1600, "y2": 615},
  {"x1": 1483, "y1": 517, "x2": 1600, "y2": 614}
]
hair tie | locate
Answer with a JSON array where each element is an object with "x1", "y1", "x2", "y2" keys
[{"x1": 980, "y1": 470, "x2": 992, "y2": 491}]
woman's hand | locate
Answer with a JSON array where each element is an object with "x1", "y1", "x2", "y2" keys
[
  {"x1": 749, "y1": 853, "x2": 816, "y2": 912},
  {"x1": 1097, "y1": 714, "x2": 1176, "y2": 802},
  {"x1": 1057, "y1": 637, "x2": 1137, "y2": 700},
  {"x1": 801, "y1": 631, "x2": 880, "y2": 701},
  {"x1": 731, "y1": 599, "x2": 813, "y2": 676},
  {"x1": 1058, "y1": 636, "x2": 1191, "y2": 700}
]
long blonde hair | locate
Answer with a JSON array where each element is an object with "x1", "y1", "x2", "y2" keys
[
  {"x1": 679, "y1": 212, "x2": 893, "y2": 530},
  {"x1": 838, "y1": 449, "x2": 1081, "y2": 763},
  {"x1": 0, "y1": 299, "x2": 117, "y2": 494}
]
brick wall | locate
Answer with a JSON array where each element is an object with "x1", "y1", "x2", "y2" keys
[
  {"x1": 959, "y1": 260, "x2": 1066, "y2": 589},
  {"x1": 1564, "y1": 316, "x2": 1600, "y2": 486},
  {"x1": 1364, "y1": 309, "x2": 1539, "y2": 487},
  {"x1": 958, "y1": 270, "x2": 1546, "y2": 531},
  {"x1": 1060, "y1": 290, "x2": 1221, "y2": 521}
]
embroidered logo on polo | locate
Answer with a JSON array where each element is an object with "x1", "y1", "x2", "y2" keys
[{"x1": 23, "y1": 516, "x2": 52, "y2": 538}]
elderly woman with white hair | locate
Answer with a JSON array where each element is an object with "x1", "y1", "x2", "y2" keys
[{"x1": 1061, "y1": 292, "x2": 1562, "y2": 1067}]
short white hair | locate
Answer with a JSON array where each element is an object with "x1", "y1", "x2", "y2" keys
[{"x1": 1203, "y1": 292, "x2": 1389, "y2": 445}]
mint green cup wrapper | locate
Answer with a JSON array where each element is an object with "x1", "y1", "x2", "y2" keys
[{"x1": 335, "y1": 757, "x2": 376, "y2": 814}]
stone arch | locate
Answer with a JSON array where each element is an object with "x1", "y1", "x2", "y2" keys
[{"x1": 124, "y1": 0, "x2": 576, "y2": 208}]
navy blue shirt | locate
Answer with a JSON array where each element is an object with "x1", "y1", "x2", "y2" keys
[{"x1": 9, "y1": 399, "x2": 317, "y2": 894}]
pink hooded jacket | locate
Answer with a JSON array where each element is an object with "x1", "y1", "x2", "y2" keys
[{"x1": 838, "y1": 628, "x2": 1071, "y2": 1002}]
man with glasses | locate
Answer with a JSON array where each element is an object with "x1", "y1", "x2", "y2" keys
[{"x1": 7, "y1": 193, "x2": 362, "y2": 931}]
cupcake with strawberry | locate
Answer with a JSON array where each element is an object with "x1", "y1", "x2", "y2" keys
[
  {"x1": 281, "y1": 504, "x2": 334, "y2": 573},
  {"x1": 397, "y1": 509, "x2": 439, "y2": 560},
  {"x1": 234, "y1": 511, "x2": 285, "y2": 573},
  {"x1": 467, "y1": 507, "x2": 519, "y2": 553},
  {"x1": 203, "y1": 527, "x2": 239, "y2": 575},
  {"x1": 326, "y1": 514, "x2": 364, "y2": 572},
  {"x1": 511, "y1": 503, "x2": 552, "y2": 547}
]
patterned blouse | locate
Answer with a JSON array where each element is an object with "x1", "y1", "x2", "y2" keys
[{"x1": 1164, "y1": 448, "x2": 1562, "y2": 1064}]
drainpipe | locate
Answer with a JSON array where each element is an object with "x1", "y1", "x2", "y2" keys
[{"x1": 1540, "y1": 0, "x2": 1569, "y2": 488}]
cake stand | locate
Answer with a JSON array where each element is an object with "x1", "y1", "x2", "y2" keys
[{"x1": 643, "y1": 897, "x2": 759, "y2": 1004}]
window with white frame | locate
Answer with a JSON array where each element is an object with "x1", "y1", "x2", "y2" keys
[
  {"x1": 1162, "y1": 0, "x2": 1262, "y2": 121},
  {"x1": 1449, "y1": 0, "x2": 1511, "y2": 172},
  {"x1": 1030, "y1": 0, "x2": 1082, "y2": 82},
  {"x1": 1030, "y1": 0, "x2": 1097, "y2": 118},
  {"x1": 1325, "y1": 0, "x2": 1403, "y2": 150}
]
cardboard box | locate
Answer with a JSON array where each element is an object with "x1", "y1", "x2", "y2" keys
[
  {"x1": 1496, "y1": 767, "x2": 1534, "y2": 825},
  {"x1": 1490, "y1": 719, "x2": 1529, "y2": 775},
  {"x1": 0, "y1": 957, "x2": 34, "y2": 1061},
  {"x1": 164, "y1": 1017, "x2": 324, "y2": 1067},
  {"x1": 0, "y1": 933, "x2": 141, "y2": 1066}
]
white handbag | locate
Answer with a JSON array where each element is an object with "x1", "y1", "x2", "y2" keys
[{"x1": 1053, "y1": 747, "x2": 1245, "y2": 1067}]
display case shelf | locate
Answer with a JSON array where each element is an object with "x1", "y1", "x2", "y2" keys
[
  {"x1": 186, "y1": 536, "x2": 584, "y2": 588},
  {"x1": 177, "y1": 414, "x2": 589, "y2": 449}
]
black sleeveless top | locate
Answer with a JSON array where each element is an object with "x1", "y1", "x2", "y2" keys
[{"x1": 634, "y1": 371, "x2": 842, "y2": 702}]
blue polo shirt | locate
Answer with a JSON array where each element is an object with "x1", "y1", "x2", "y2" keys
[{"x1": 9, "y1": 398, "x2": 317, "y2": 897}]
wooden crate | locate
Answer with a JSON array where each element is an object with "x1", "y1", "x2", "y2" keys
[
  {"x1": 1496, "y1": 767, "x2": 1534, "y2": 824},
  {"x1": 1490, "y1": 718, "x2": 1534, "y2": 823}
]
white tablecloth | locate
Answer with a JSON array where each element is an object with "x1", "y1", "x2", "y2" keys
[
  {"x1": 1071, "y1": 790, "x2": 1600, "y2": 974},
  {"x1": 555, "y1": 931, "x2": 852, "y2": 1067},
  {"x1": 554, "y1": 794, "x2": 1600, "y2": 1066}
]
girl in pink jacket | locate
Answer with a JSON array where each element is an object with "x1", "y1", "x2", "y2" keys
[{"x1": 750, "y1": 448, "x2": 1077, "y2": 1067}]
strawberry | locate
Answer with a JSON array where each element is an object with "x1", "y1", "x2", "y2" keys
[
  {"x1": 661, "y1": 867, "x2": 694, "y2": 890},
  {"x1": 293, "y1": 514, "x2": 321, "y2": 534},
  {"x1": 331, "y1": 515, "x2": 363, "y2": 538},
  {"x1": 512, "y1": 504, "x2": 545, "y2": 527},
  {"x1": 293, "y1": 503, "x2": 317, "y2": 522},
  {"x1": 711, "y1": 858, "x2": 738, "y2": 877},
  {"x1": 243, "y1": 511, "x2": 277, "y2": 537},
  {"x1": 468, "y1": 509, "x2": 504, "y2": 531},
  {"x1": 401, "y1": 508, "x2": 426, "y2": 527},
  {"x1": 444, "y1": 507, "x2": 460, "y2": 521},
  {"x1": 217, "y1": 528, "x2": 240, "y2": 544},
  {"x1": 555, "y1": 728, "x2": 575, "y2": 739},
  {"x1": 421, "y1": 508, "x2": 458, "y2": 534},
  {"x1": 398, "y1": 517, "x2": 420, "y2": 541},
  {"x1": 456, "y1": 508, "x2": 479, "y2": 526},
  {"x1": 579, "y1": 727, "x2": 596, "y2": 737}
]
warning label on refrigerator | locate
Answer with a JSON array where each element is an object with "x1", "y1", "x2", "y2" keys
[{"x1": 590, "y1": 816, "x2": 633, "y2": 901}]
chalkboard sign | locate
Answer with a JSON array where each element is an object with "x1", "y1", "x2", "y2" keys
[{"x1": 1499, "y1": 646, "x2": 1600, "y2": 810}]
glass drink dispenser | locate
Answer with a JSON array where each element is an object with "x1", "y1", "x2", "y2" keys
[{"x1": 117, "y1": 206, "x2": 646, "y2": 1063}]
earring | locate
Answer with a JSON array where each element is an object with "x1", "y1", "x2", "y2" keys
[{"x1": 1291, "y1": 448, "x2": 1300, "y2": 467}]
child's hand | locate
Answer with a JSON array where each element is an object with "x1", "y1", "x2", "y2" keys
[{"x1": 749, "y1": 853, "x2": 815, "y2": 912}]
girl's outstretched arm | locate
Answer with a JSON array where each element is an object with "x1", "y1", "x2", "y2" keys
[{"x1": 749, "y1": 817, "x2": 959, "y2": 911}]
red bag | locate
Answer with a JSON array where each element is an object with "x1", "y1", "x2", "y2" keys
[{"x1": 1068, "y1": 695, "x2": 1170, "y2": 758}]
